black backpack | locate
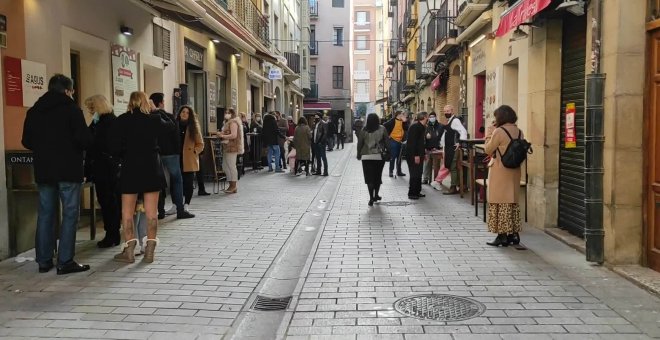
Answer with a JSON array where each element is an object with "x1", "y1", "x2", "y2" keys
[{"x1": 497, "y1": 127, "x2": 532, "y2": 169}]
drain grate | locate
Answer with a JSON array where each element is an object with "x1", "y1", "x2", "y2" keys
[
  {"x1": 251, "y1": 295, "x2": 292, "y2": 311},
  {"x1": 394, "y1": 294, "x2": 485, "y2": 321},
  {"x1": 380, "y1": 201, "x2": 416, "y2": 207}
]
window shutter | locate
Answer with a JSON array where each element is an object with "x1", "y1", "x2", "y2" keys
[{"x1": 153, "y1": 24, "x2": 171, "y2": 61}]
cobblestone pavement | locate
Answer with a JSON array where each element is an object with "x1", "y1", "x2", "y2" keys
[
  {"x1": 3, "y1": 145, "x2": 660, "y2": 340},
  {"x1": 284, "y1": 148, "x2": 660, "y2": 340},
  {"x1": 0, "y1": 148, "x2": 348, "y2": 340}
]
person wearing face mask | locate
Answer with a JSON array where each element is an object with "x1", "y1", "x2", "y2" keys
[
  {"x1": 383, "y1": 111, "x2": 409, "y2": 177},
  {"x1": 217, "y1": 109, "x2": 244, "y2": 193},
  {"x1": 422, "y1": 112, "x2": 444, "y2": 185},
  {"x1": 406, "y1": 112, "x2": 429, "y2": 199},
  {"x1": 312, "y1": 114, "x2": 329, "y2": 176},
  {"x1": 84, "y1": 95, "x2": 121, "y2": 248},
  {"x1": 440, "y1": 104, "x2": 468, "y2": 195},
  {"x1": 176, "y1": 106, "x2": 204, "y2": 210},
  {"x1": 250, "y1": 112, "x2": 263, "y2": 134}
]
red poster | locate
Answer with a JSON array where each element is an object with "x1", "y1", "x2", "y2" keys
[
  {"x1": 565, "y1": 103, "x2": 576, "y2": 148},
  {"x1": 4, "y1": 56, "x2": 22, "y2": 106}
]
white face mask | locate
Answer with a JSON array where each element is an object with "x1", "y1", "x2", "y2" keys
[
  {"x1": 429, "y1": 117, "x2": 437, "y2": 123},
  {"x1": 224, "y1": 114, "x2": 231, "y2": 120}
]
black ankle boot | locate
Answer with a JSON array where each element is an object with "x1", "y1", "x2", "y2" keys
[
  {"x1": 507, "y1": 233, "x2": 520, "y2": 245},
  {"x1": 97, "y1": 233, "x2": 120, "y2": 248},
  {"x1": 486, "y1": 234, "x2": 509, "y2": 247}
]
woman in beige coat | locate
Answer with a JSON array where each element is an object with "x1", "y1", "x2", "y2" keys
[
  {"x1": 218, "y1": 109, "x2": 244, "y2": 193},
  {"x1": 483, "y1": 105, "x2": 522, "y2": 247},
  {"x1": 177, "y1": 106, "x2": 204, "y2": 210}
]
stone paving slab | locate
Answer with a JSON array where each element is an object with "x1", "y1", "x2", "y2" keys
[
  {"x1": 284, "y1": 147, "x2": 660, "y2": 339},
  {"x1": 0, "y1": 150, "x2": 347, "y2": 339}
]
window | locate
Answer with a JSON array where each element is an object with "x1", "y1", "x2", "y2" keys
[
  {"x1": 333, "y1": 27, "x2": 343, "y2": 46},
  {"x1": 310, "y1": 65, "x2": 317, "y2": 84},
  {"x1": 357, "y1": 60, "x2": 366, "y2": 71},
  {"x1": 378, "y1": 43, "x2": 383, "y2": 52},
  {"x1": 356, "y1": 81, "x2": 369, "y2": 94},
  {"x1": 356, "y1": 11, "x2": 367, "y2": 24},
  {"x1": 332, "y1": 0, "x2": 344, "y2": 7},
  {"x1": 332, "y1": 66, "x2": 344, "y2": 89},
  {"x1": 274, "y1": 15, "x2": 279, "y2": 49},
  {"x1": 379, "y1": 65, "x2": 384, "y2": 75},
  {"x1": 356, "y1": 36, "x2": 367, "y2": 50},
  {"x1": 153, "y1": 24, "x2": 171, "y2": 61}
]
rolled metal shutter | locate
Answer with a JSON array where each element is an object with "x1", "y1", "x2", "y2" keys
[{"x1": 558, "y1": 15, "x2": 587, "y2": 237}]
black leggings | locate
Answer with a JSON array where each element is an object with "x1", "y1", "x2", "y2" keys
[{"x1": 182, "y1": 172, "x2": 195, "y2": 204}]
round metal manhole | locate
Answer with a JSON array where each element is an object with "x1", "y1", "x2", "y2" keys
[
  {"x1": 394, "y1": 294, "x2": 485, "y2": 322},
  {"x1": 379, "y1": 201, "x2": 416, "y2": 207}
]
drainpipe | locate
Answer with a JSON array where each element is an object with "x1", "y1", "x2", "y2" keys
[{"x1": 584, "y1": 0, "x2": 605, "y2": 264}]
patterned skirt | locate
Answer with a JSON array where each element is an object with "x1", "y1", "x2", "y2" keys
[{"x1": 487, "y1": 203, "x2": 521, "y2": 234}]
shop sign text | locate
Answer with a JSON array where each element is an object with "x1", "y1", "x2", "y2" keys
[{"x1": 4, "y1": 56, "x2": 47, "y2": 107}]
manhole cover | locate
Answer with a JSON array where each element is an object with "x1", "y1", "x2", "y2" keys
[
  {"x1": 380, "y1": 201, "x2": 416, "y2": 207},
  {"x1": 251, "y1": 295, "x2": 291, "y2": 311},
  {"x1": 394, "y1": 294, "x2": 485, "y2": 321}
]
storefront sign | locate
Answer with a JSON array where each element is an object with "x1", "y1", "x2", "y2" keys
[
  {"x1": 268, "y1": 67, "x2": 282, "y2": 80},
  {"x1": 4, "y1": 56, "x2": 47, "y2": 107},
  {"x1": 6, "y1": 152, "x2": 33, "y2": 164},
  {"x1": 111, "y1": 44, "x2": 138, "y2": 115},
  {"x1": 208, "y1": 82, "x2": 216, "y2": 123},
  {"x1": 495, "y1": 0, "x2": 552, "y2": 37},
  {"x1": 471, "y1": 47, "x2": 486, "y2": 75},
  {"x1": 565, "y1": 102, "x2": 577, "y2": 148},
  {"x1": 184, "y1": 40, "x2": 204, "y2": 68}
]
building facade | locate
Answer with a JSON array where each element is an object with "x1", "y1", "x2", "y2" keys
[
  {"x1": 305, "y1": 0, "x2": 352, "y2": 134},
  {"x1": 351, "y1": 0, "x2": 385, "y2": 117}
]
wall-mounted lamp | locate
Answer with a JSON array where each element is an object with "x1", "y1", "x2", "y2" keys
[
  {"x1": 556, "y1": 0, "x2": 585, "y2": 16},
  {"x1": 212, "y1": 38, "x2": 221, "y2": 44},
  {"x1": 509, "y1": 27, "x2": 529, "y2": 42},
  {"x1": 120, "y1": 25, "x2": 133, "y2": 36},
  {"x1": 469, "y1": 34, "x2": 487, "y2": 48}
]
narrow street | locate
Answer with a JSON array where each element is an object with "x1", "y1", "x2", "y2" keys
[{"x1": 1, "y1": 145, "x2": 660, "y2": 339}]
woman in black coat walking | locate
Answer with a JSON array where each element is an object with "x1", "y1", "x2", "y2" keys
[
  {"x1": 84, "y1": 95, "x2": 121, "y2": 248},
  {"x1": 109, "y1": 91, "x2": 174, "y2": 264}
]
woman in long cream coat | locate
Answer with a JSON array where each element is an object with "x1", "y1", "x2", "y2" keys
[
  {"x1": 483, "y1": 105, "x2": 522, "y2": 247},
  {"x1": 177, "y1": 106, "x2": 204, "y2": 209}
]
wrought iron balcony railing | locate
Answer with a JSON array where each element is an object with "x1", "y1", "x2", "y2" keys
[
  {"x1": 215, "y1": 0, "x2": 228, "y2": 10},
  {"x1": 416, "y1": 42, "x2": 434, "y2": 79},
  {"x1": 310, "y1": 41, "x2": 319, "y2": 56},
  {"x1": 228, "y1": 0, "x2": 270, "y2": 48},
  {"x1": 284, "y1": 52, "x2": 301, "y2": 74},
  {"x1": 309, "y1": 0, "x2": 319, "y2": 16}
]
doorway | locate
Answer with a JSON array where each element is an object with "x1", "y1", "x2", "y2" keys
[
  {"x1": 70, "y1": 51, "x2": 81, "y2": 107},
  {"x1": 647, "y1": 28, "x2": 660, "y2": 271},
  {"x1": 474, "y1": 73, "x2": 485, "y2": 138},
  {"x1": 186, "y1": 65, "x2": 207, "y2": 135}
]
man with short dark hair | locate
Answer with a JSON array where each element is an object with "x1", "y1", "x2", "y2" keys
[
  {"x1": 275, "y1": 111, "x2": 289, "y2": 169},
  {"x1": 22, "y1": 74, "x2": 93, "y2": 275},
  {"x1": 406, "y1": 112, "x2": 429, "y2": 199},
  {"x1": 312, "y1": 115, "x2": 329, "y2": 176},
  {"x1": 441, "y1": 105, "x2": 468, "y2": 195},
  {"x1": 383, "y1": 110, "x2": 409, "y2": 177},
  {"x1": 150, "y1": 93, "x2": 194, "y2": 219}
]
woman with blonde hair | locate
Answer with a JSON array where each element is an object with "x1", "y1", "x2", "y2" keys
[
  {"x1": 176, "y1": 106, "x2": 204, "y2": 209},
  {"x1": 109, "y1": 91, "x2": 174, "y2": 263},
  {"x1": 217, "y1": 108, "x2": 244, "y2": 193},
  {"x1": 84, "y1": 95, "x2": 121, "y2": 248}
]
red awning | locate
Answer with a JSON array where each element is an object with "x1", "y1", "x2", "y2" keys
[
  {"x1": 495, "y1": 0, "x2": 552, "y2": 37},
  {"x1": 303, "y1": 102, "x2": 332, "y2": 111}
]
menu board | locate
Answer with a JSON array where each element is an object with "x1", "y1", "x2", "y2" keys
[{"x1": 111, "y1": 44, "x2": 138, "y2": 115}]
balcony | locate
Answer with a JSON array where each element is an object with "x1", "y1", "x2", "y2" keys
[
  {"x1": 455, "y1": 0, "x2": 489, "y2": 27},
  {"x1": 309, "y1": 0, "x2": 318, "y2": 17},
  {"x1": 405, "y1": 9, "x2": 418, "y2": 29},
  {"x1": 228, "y1": 0, "x2": 270, "y2": 47},
  {"x1": 354, "y1": 21, "x2": 371, "y2": 30},
  {"x1": 354, "y1": 70, "x2": 370, "y2": 80},
  {"x1": 416, "y1": 42, "x2": 434, "y2": 79},
  {"x1": 284, "y1": 52, "x2": 301, "y2": 74},
  {"x1": 354, "y1": 93, "x2": 370, "y2": 103},
  {"x1": 425, "y1": 2, "x2": 459, "y2": 62},
  {"x1": 389, "y1": 0, "x2": 397, "y2": 5},
  {"x1": 310, "y1": 41, "x2": 319, "y2": 56},
  {"x1": 308, "y1": 84, "x2": 319, "y2": 100}
]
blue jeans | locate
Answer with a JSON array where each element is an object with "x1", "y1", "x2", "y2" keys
[
  {"x1": 36, "y1": 182, "x2": 82, "y2": 266},
  {"x1": 159, "y1": 155, "x2": 184, "y2": 213},
  {"x1": 389, "y1": 139, "x2": 403, "y2": 174},
  {"x1": 313, "y1": 143, "x2": 328, "y2": 174},
  {"x1": 267, "y1": 145, "x2": 281, "y2": 171}
]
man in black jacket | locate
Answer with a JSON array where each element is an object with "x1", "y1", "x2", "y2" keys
[
  {"x1": 423, "y1": 111, "x2": 444, "y2": 184},
  {"x1": 261, "y1": 112, "x2": 286, "y2": 172},
  {"x1": 150, "y1": 93, "x2": 194, "y2": 220},
  {"x1": 326, "y1": 116, "x2": 336, "y2": 152},
  {"x1": 312, "y1": 115, "x2": 329, "y2": 176},
  {"x1": 406, "y1": 112, "x2": 429, "y2": 199},
  {"x1": 22, "y1": 74, "x2": 93, "y2": 275}
]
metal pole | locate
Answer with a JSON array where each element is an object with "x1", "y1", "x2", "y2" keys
[{"x1": 585, "y1": 0, "x2": 605, "y2": 264}]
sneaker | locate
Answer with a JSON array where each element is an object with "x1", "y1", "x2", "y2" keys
[
  {"x1": 275, "y1": 169, "x2": 285, "y2": 173},
  {"x1": 422, "y1": 179, "x2": 429, "y2": 185},
  {"x1": 268, "y1": 168, "x2": 274, "y2": 172},
  {"x1": 164, "y1": 205, "x2": 176, "y2": 216},
  {"x1": 430, "y1": 181, "x2": 442, "y2": 191},
  {"x1": 197, "y1": 191, "x2": 211, "y2": 196},
  {"x1": 177, "y1": 210, "x2": 195, "y2": 219}
]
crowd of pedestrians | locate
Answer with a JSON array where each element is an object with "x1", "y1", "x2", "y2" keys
[
  {"x1": 356, "y1": 105, "x2": 526, "y2": 247},
  {"x1": 21, "y1": 73, "x2": 521, "y2": 274}
]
